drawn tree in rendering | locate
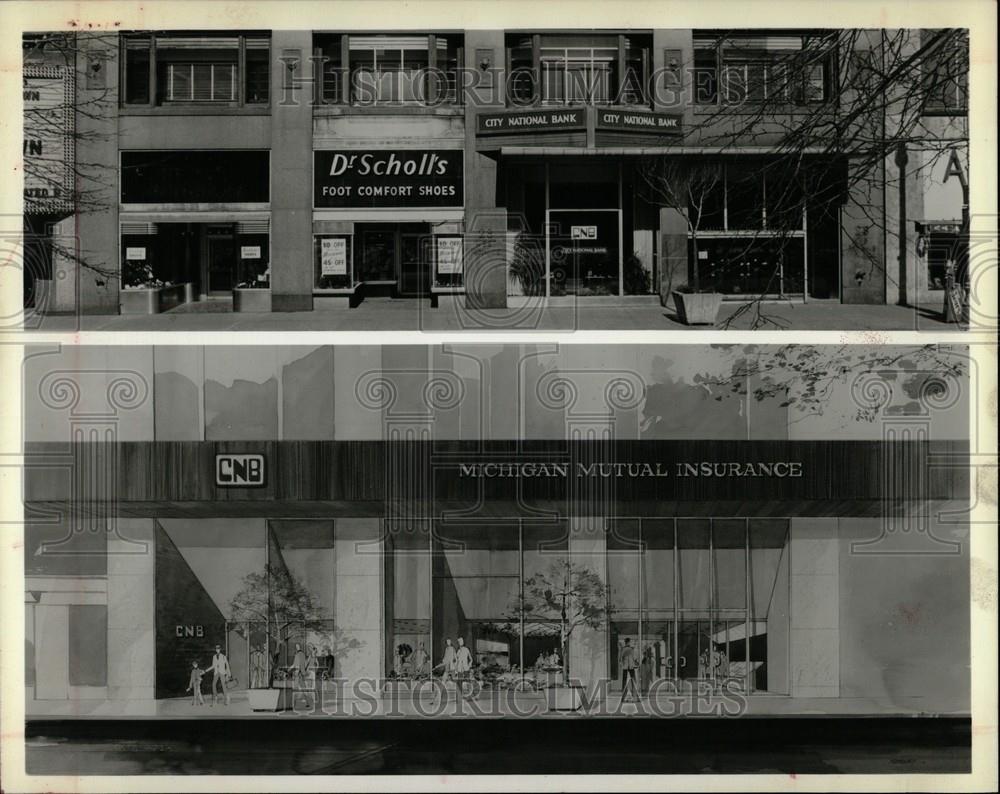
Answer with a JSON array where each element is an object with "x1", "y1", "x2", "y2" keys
[
  {"x1": 635, "y1": 28, "x2": 970, "y2": 328},
  {"x1": 506, "y1": 558, "x2": 607, "y2": 683},
  {"x1": 692, "y1": 343, "x2": 969, "y2": 423},
  {"x1": 229, "y1": 565, "x2": 361, "y2": 688}
]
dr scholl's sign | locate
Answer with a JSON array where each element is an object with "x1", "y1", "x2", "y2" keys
[{"x1": 314, "y1": 149, "x2": 463, "y2": 208}]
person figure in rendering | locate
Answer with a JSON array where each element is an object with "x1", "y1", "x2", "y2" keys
[
  {"x1": 640, "y1": 645, "x2": 655, "y2": 694},
  {"x1": 410, "y1": 641, "x2": 429, "y2": 678},
  {"x1": 207, "y1": 644, "x2": 231, "y2": 706},
  {"x1": 619, "y1": 637, "x2": 639, "y2": 702},
  {"x1": 443, "y1": 638, "x2": 457, "y2": 679},
  {"x1": 453, "y1": 636, "x2": 473, "y2": 679},
  {"x1": 290, "y1": 643, "x2": 308, "y2": 689},
  {"x1": 185, "y1": 660, "x2": 205, "y2": 706},
  {"x1": 249, "y1": 645, "x2": 266, "y2": 689}
]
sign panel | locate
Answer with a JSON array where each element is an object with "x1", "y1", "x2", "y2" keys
[
  {"x1": 23, "y1": 64, "x2": 75, "y2": 214},
  {"x1": 215, "y1": 453, "x2": 266, "y2": 487},
  {"x1": 477, "y1": 108, "x2": 586, "y2": 135},
  {"x1": 314, "y1": 150, "x2": 463, "y2": 208},
  {"x1": 320, "y1": 237, "x2": 348, "y2": 276},
  {"x1": 436, "y1": 236, "x2": 463, "y2": 275},
  {"x1": 920, "y1": 146, "x2": 968, "y2": 223},
  {"x1": 596, "y1": 108, "x2": 683, "y2": 135},
  {"x1": 240, "y1": 245, "x2": 261, "y2": 259},
  {"x1": 571, "y1": 225, "x2": 598, "y2": 240},
  {"x1": 125, "y1": 247, "x2": 147, "y2": 261}
]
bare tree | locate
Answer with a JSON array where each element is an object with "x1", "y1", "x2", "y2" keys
[
  {"x1": 636, "y1": 29, "x2": 970, "y2": 328},
  {"x1": 23, "y1": 31, "x2": 121, "y2": 289}
]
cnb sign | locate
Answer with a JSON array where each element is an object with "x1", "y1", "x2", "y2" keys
[{"x1": 215, "y1": 453, "x2": 266, "y2": 487}]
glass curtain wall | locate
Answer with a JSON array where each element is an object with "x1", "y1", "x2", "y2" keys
[{"x1": 607, "y1": 518, "x2": 789, "y2": 694}]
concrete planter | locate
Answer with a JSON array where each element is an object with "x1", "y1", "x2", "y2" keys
[
  {"x1": 672, "y1": 291, "x2": 723, "y2": 325},
  {"x1": 233, "y1": 288, "x2": 272, "y2": 313},
  {"x1": 546, "y1": 684, "x2": 585, "y2": 711},
  {"x1": 120, "y1": 283, "x2": 193, "y2": 315},
  {"x1": 248, "y1": 687, "x2": 288, "y2": 712}
]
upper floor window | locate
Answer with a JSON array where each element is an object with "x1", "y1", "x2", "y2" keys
[
  {"x1": 921, "y1": 29, "x2": 969, "y2": 116},
  {"x1": 315, "y1": 33, "x2": 463, "y2": 106},
  {"x1": 121, "y1": 32, "x2": 270, "y2": 107},
  {"x1": 694, "y1": 32, "x2": 834, "y2": 106},
  {"x1": 506, "y1": 34, "x2": 651, "y2": 107}
]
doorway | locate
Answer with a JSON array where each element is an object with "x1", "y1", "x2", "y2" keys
[
  {"x1": 546, "y1": 209, "x2": 622, "y2": 296},
  {"x1": 204, "y1": 225, "x2": 237, "y2": 295},
  {"x1": 355, "y1": 223, "x2": 432, "y2": 297}
]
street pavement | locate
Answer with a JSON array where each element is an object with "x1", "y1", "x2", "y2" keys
[{"x1": 23, "y1": 296, "x2": 961, "y2": 333}]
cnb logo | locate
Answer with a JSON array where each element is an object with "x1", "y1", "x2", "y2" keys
[
  {"x1": 571, "y1": 225, "x2": 597, "y2": 240},
  {"x1": 215, "y1": 454, "x2": 266, "y2": 487}
]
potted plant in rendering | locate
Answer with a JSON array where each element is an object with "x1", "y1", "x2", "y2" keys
[
  {"x1": 638, "y1": 159, "x2": 725, "y2": 325},
  {"x1": 506, "y1": 558, "x2": 607, "y2": 711},
  {"x1": 229, "y1": 564, "x2": 359, "y2": 711}
]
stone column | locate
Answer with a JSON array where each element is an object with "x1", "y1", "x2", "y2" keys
[
  {"x1": 270, "y1": 31, "x2": 314, "y2": 312},
  {"x1": 789, "y1": 517, "x2": 840, "y2": 698}
]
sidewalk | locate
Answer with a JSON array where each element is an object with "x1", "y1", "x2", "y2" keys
[
  {"x1": 26, "y1": 690, "x2": 968, "y2": 719},
  {"x1": 24, "y1": 297, "x2": 960, "y2": 333}
]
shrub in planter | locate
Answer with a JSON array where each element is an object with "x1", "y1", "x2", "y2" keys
[{"x1": 507, "y1": 232, "x2": 546, "y2": 297}]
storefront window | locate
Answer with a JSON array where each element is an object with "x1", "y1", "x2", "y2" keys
[
  {"x1": 693, "y1": 32, "x2": 834, "y2": 106},
  {"x1": 433, "y1": 235, "x2": 464, "y2": 291},
  {"x1": 687, "y1": 162, "x2": 807, "y2": 296},
  {"x1": 236, "y1": 232, "x2": 270, "y2": 289},
  {"x1": 386, "y1": 522, "x2": 432, "y2": 681},
  {"x1": 121, "y1": 33, "x2": 270, "y2": 107},
  {"x1": 314, "y1": 234, "x2": 354, "y2": 290},
  {"x1": 432, "y1": 523, "x2": 522, "y2": 685},
  {"x1": 607, "y1": 518, "x2": 789, "y2": 694}
]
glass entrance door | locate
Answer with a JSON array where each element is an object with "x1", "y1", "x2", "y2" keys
[
  {"x1": 398, "y1": 230, "x2": 430, "y2": 296},
  {"x1": 546, "y1": 209, "x2": 621, "y2": 296},
  {"x1": 206, "y1": 227, "x2": 236, "y2": 294}
]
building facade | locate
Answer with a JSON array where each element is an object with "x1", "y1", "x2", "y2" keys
[
  {"x1": 23, "y1": 344, "x2": 970, "y2": 716},
  {"x1": 23, "y1": 28, "x2": 969, "y2": 316}
]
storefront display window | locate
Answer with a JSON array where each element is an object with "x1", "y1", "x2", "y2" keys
[
  {"x1": 121, "y1": 33, "x2": 270, "y2": 107},
  {"x1": 120, "y1": 222, "x2": 270, "y2": 297},
  {"x1": 433, "y1": 236, "x2": 464, "y2": 291},
  {"x1": 236, "y1": 232, "x2": 270, "y2": 289},
  {"x1": 607, "y1": 518, "x2": 789, "y2": 694},
  {"x1": 313, "y1": 234, "x2": 354, "y2": 291},
  {"x1": 688, "y1": 162, "x2": 807, "y2": 296}
]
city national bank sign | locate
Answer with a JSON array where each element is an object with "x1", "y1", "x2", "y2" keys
[{"x1": 314, "y1": 149, "x2": 464, "y2": 208}]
